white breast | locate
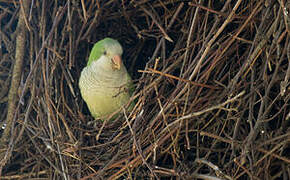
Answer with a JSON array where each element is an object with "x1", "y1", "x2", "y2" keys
[{"x1": 78, "y1": 57, "x2": 132, "y2": 118}]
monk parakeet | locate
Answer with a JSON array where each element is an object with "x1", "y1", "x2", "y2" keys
[{"x1": 79, "y1": 38, "x2": 134, "y2": 120}]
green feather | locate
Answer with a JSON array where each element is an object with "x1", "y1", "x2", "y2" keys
[{"x1": 87, "y1": 38, "x2": 120, "y2": 66}]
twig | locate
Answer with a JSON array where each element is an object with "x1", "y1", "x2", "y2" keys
[
  {"x1": 139, "y1": 68, "x2": 218, "y2": 89},
  {"x1": 0, "y1": 0, "x2": 30, "y2": 173},
  {"x1": 195, "y1": 158, "x2": 233, "y2": 180},
  {"x1": 123, "y1": 107, "x2": 159, "y2": 179},
  {"x1": 140, "y1": 6, "x2": 172, "y2": 42}
]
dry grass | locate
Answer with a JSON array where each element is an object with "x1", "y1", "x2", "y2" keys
[{"x1": 0, "y1": 0, "x2": 289, "y2": 179}]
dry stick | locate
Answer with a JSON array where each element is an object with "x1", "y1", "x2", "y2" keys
[
  {"x1": 81, "y1": 115, "x2": 151, "y2": 180},
  {"x1": 140, "y1": 6, "x2": 173, "y2": 42},
  {"x1": 152, "y1": 166, "x2": 179, "y2": 176},
  {"x1": 19, "y1": 0, "x2": 31, "y2": 31},
  {"x1": 132, "y1": 2, "x2": 184, "y2": 120},
  {"x1": 236, "y1": 141, "x2": 289, "y2": 179},
  {"x1": 80, "y1": 0, "x2": 87, "y2": 22},
  {"x1": 188, "y1": 174, "x2": 224, "y2": 180},
  {"x1": 217, "y1": 0, "x2": 264, "y2": 70},
  {"x1": 155, "y1": 0, "x2": 237, "y2": 129},
  {"x1": 139, "y1": 68, "x2": 217, "y2": 89},
  {"x1": 195, "y1": 158, "x2": 233, "y2": 180},
  {"x1": 147, "y1": 56, "x2": 185, "y2": 129},
  {"x1": 159, "y1": 91, "x2": 245, "y2": 135},
  {"x1": 147, "y1": 2, "x2": 184, "y2": 64},
  {"x1": 81, "y1": 9, "x2": 101, "y2": 40},
  {"x1": 43, "y1": 16, "x2": 57, "y2": 162},
  {"x1": 41, "y1": 4, "x2": 69, "y2": 179},
  {"x1": 56, "y1": 141, "x2": 69, "y2": 180},
  {"x1": 0, "y1": 170, "x2": 47, "y2": 180},
  {"x1": 0, "y1": 0, "x2": 30, "y2": 171},
  {"x1": 244, "y1": 27, "x2": 287, "y2": 179},
  {"x1": 229, "y1": 3, "x2": 278, "y2": 93},
  {"x1": 160, "y1": 2, "x2": 244, "y2": 176},
  {"x1": 257, "y1": 147, "x2": 290, "y2": 164},
  {"x1": 257, "y1": 131, "x2": 290, "y2": 148},
  {"x1": 184, "y1": 86, "x2": 190, "y2": 149},
  {"x1": 154, "y1": 84, "x2": 180, "y2": 160},
  {"x1": 108, "y1": 124, "x2": 180, "y2": 180},
  {"x1": 199, "y1": 131, "x2": 239, "y2": 145},
  {"x1": 0, "y1": 2, "x2": 68, "y2": 173},
  {"x1": 244, "y1": 33, "x2": 289, "y2": 157},
  {"x1": 253, "y1": 142, "x2": 286, "y2": 168},
  {"x1": 189, "y1": 2, "x2": 228, "y2": 17},
  {"x1": 279, "y1": 0, "x2": 290, "y2": 34},
  {"x1": 280, "y1": 41, "x2": 290, "y2": 96},
  {"x1": 75, "y1": 6, "x2": 101, "y2": 52},
  {"x1": 229, "y1": 4, "x2": 282, "y2": 168},
  {"x1": 67, "y1": 1, "x2": 74, "y2": 69},
  {"x1": 181, "y1": 0, "x2": 201, "y2": 78},
  {"x1": 26, "y1": 129, "x2": 66, "y2": 176},
  {"x1": 81, "y1": 148, "x2": 121, "y2": 179},
  {"x1": 123, "y1": 108, "x2": 158, "y2": 179},
  {"x1": 190, "y1": 0, "x2": 243, "y2": 81},
  {"x1": 233, "y1": 158, "x2": 257, "y2": 179},
  {"x1": 48, "y1": 97, "x2": 76, "y2": 143},
  {"x1": 13, "y1": 75, "x2": 35, "y2": 145}
]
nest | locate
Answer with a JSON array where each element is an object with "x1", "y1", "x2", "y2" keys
[{"x1": 0, "y1": 0, "x2": 289, "y2": 179}]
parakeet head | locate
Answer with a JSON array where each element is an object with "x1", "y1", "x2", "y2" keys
[{"x1": 87, "y1": 38, "x2": 123, "y2": 70}]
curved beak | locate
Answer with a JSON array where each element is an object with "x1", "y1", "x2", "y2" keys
[{"x1": 112, "y1": 55, "x2": 122, "y2": 70}]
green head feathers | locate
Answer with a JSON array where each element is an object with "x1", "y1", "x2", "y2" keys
[{"x1": 87, "y1": 38, "x2": 123, "y2": 66}]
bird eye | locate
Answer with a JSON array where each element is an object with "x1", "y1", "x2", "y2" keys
[{"x1": 103, "y1": 51, "x2": 107, "y2": 55}]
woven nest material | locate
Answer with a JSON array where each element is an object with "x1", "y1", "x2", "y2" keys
[{"x1": 0, "y1": 1, "x2": 289, "y2": 179}]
